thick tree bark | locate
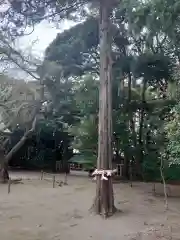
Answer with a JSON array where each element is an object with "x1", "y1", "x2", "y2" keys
[{"x1": 91, "y1": 0, "x2": 116, "y2": 217}]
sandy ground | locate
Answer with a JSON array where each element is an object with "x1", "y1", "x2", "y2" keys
[{"x1": 0, "y1": 171, "x2": 180, "y2": 240}]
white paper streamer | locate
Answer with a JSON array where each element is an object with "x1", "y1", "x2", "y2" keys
[{"x1": 92, "y1": 169, "x2": 117, "y2": 180}]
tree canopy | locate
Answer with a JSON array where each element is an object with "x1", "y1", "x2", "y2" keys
[{"x1": 38, "y1": 0, "x2": 180, "y2": 182}]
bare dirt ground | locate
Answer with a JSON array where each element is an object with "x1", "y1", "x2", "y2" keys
[{"x1": 0, "y1": 171, "x2": 180, "y2": 240}]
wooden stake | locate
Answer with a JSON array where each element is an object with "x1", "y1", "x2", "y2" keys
[
  {"x1": 152, "y1": 183, "x2": 156, "y2": 194},
  {"x1": 8, "y1": 178, "x2": 11, "y2": 194},
  {"x1": 40, "y1": 170, "x2": 44, "y2": 180},
  {"x1": 64, "y1": 173, "x2": 68, "y2": 185},
  {"x1": 53, "y1": 175, "x2": 55, "y2": 188},
  {"x1": 129, "y1": 164, "x2": 133, "y2": 187}
]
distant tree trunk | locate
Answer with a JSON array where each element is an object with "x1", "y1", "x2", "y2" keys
[
  {"x1": 0, "y1": 117, "x2": 37, "y2": 182},
  {"x1": 127, "y1": 72, "x2": 137, "y2": 149},
  {"x1": 0, "y1": 137, "x2": 11, "y2": 182},
  {"x1": 91, "y1": 0, "x2": 116, "y2": 217},
  {"x1": 126, "y1": 71, "x2": 137, "y2": 179},
  {"x1": 0, "y1": 151, "x2": 9, "y2": 183},
  {"x1": 136, "y1": 80, "x2": 147, "y2": 179}
]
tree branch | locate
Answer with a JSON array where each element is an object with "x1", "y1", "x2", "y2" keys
[
  {"x1": 0, "y1": 35, "x2": 41, "y2": 80},
  {"x1": 5, "y1": 116, "x2": 37, "y2": 164}
]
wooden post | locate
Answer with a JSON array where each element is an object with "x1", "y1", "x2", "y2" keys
[
  {"x1": 41, "y1": 170, "x2": 44, "y2": 180},
  {"x1": 8, "y1": 178, "x2": 11, "y2": 194},
  {"x1": 129, "y1": 163, "x2": 133, "y2": 187},
  {"x1": 120, "y1": 164, "x2": 124, "y2": 177},
  {"x1": 53, "y1": 175, "x2": 55, "y2": 188},
  {"x1": 152, "y1": 183, "x2": 156, "y2": 194},
  {"x1": 64, "y1": 173, "x2": 68, "y2": 185}
]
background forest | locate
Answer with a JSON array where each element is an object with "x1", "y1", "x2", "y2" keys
[{"x1": 0, "y1": 0, "x2": 180, "y2": 182}]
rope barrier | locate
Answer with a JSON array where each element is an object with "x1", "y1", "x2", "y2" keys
[{"x1": 40, "y1": 170, "x2": 68, "y2": 187}]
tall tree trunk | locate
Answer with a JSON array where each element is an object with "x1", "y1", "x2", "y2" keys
[
  {"x1": 127, "y1": 72, "x2": 136, "y2": 148},
  {"x1": 126, "y1": 71, "x2": 137, "y2": 179},
  {"x1": 91, "y1": 0, "x2": 116, "y2": 217},
  {"x1": 136, "y1": 80, "x2": 147, "y2": 179}
]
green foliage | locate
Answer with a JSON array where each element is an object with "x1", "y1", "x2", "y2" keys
[
  {"x1": 41, "y1": 0, "x2": 179, "y2": 179},
  {"x1": 69, "y1": 115, "x2": 98, "y2": 155},
  {"x1": 74, "y1": 75, "x2": 99, "y2": 116},
  {"x1": 164, "y1": 165, "x2": 180, "y2": 181},
  {"x1": 142, "y1": 155, "x2": 160, "y2": 182},
  {"x1": 45, "y1": 18, "x2": 99, "y2": 77},
  {"x1": 164, "y1": 103, "x2": 180, "y2": 165},
  {"x1": 69, "y1": 153, "x2": 96, "y2": 170},
  {"x1": 4, "y1": 0, "x2": 180, "y2": 181},
  {"x1": 133, "y1": 53, "x2": 173, "y2": 84},
  {"x1": 9, "y1": 118, "x2": 73, "y2": 170}
]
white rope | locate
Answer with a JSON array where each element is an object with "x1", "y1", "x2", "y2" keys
[{"x1": 92, "y1": 169, "x2": 117, "y2": 180}]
